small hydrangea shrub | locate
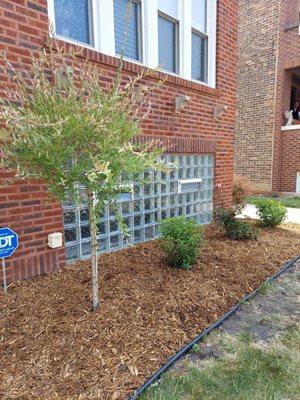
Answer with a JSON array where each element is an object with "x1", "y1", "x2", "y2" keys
[
  {"x1": 254, "y1": 199, "x2": 287, "y2": 228},
  {"x1": 215, "y1": 208, "x2": 258, "y2": 240},
  {"x1": 160, "y1": 217, "x2": 203, "y2": 269}
]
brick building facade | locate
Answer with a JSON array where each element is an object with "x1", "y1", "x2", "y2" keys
[
  {"x1": 235, "y1": 0, "x2": 300, "y2": 193},
  {"x1": 0, "y1": 0, "x2": 237, "y2": 284}
]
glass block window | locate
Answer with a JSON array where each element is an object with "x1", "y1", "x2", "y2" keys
[
  {"x1": 114, "y1": 0, "x2": 142, "y2": 61},
  {"x1": 54, "y1": 0, "x2": 93, "y2": 45},
  {"x1": 192, "y1": 32, "x2": 207, "y2": 82},
  {"x1": 63, "y1": 154, "x2": 214, "y2": 262},
  {"x1": 158, "y1": 15, "x2": 178, "y2": 74}
]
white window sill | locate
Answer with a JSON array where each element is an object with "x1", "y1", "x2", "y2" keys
[
  {"x1": 115, "y1": 53, "x2": 145, "y2": 67},
  {"x1": 158, "y1": 68, "x2": 215, "y2": 89},
  {"x1": 158, "y1": 67, "x2": 180, "y2": 77},
  {"x1": 52, "y1": 34, "x2": 95, "y2": 51},
  {"x1": 281, "y1": 125, "x2": 300, "y2": 131},
  {"x1": 191, "y1": 78, "x2": 213, "y2": 88}
]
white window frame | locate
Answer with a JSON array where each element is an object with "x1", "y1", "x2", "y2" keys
[
  {"x1": 206, "y1": 0, "x2": 217, "y2": 88},
  {"x1": 157, "y1": 11, "x2": 180, "y2": 75},
  {"x1": 178, "y1": 178, "x2": 202, "y2": 194},
  {"x1": 191, "y1": 29, "x2": 208, "y2": 83},
  {"x1": 297, "y1": 172, "x2": 300, "y2": 194},
  {"x1": 47, "y1": 0, "x2": 98, "y2": 50},
  {"x1": 143, "y1": 0, "x2": 158, "y2": 68},
  {"x1": 47, "y1": 0, "x2": 217, "y2": 88},
  {"x1": 113, "y1": 0, "x2": 144, "y2": 63}
]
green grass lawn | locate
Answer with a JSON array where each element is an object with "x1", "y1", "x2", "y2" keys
[
  {"x1": 141, "y1": 325, "x2": 300, "y2": 400},
  {"x1": 247, "y1": 195, "x2": 300, "y2": 209}
]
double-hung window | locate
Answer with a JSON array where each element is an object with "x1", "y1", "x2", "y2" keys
[
  {"x1": 53, "y1": 0, "x2": 93, "y2": 46},
  {"x1": 157, "y1": 0, "x2": 179, "y2": 74},
  {"x1": 114, "y1": 0, "x2": 143, "y2": 62},
  {"x1": 48, "y1": 0, "x2": 216, "y2": 87},
  {"x1": 191, "y1": 0, "x2": 208, "y2": 83}
]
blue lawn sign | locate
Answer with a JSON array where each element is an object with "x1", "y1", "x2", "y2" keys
[
  {"x1": 0, "y1": 227, "x2": 19, "y2": 295},
  {"x1": 0, "y1": 227, "x2": 18, "y2": 258}
]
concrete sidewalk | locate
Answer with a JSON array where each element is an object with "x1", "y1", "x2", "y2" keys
[{"x1": 240, "y1": 204, "x2": 300, "y2": 224}]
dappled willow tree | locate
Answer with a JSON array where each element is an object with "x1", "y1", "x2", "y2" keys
[{"x1": 0, "y1": 40, "x2": 165, "y2": 310}]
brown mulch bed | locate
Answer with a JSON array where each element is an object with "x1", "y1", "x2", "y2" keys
[{"x1": 1, "y1": 224, "x2": 300, "y2": 400}]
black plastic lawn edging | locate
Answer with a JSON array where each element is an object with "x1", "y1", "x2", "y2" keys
[{"x1": 128, "y1": 254, "x2": 300, "y2": 400}]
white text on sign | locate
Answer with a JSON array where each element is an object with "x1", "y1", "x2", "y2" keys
[{"x1": 0, "y1": 235, "x2": 15, "y2": 248}]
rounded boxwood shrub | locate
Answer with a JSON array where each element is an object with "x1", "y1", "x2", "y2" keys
[
  {"x1": 254, "y1": 199, "x2": 287, "y2": 228},
  {"x1": 160, "y1": 217, "x2": 203, "y2": 269}
]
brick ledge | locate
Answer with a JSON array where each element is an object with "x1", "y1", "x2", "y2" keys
[
  {"x1": 49, "y1": 38, "x2": 221, "y2": 97},
  {"x1": 133, "y1": 134, "x2": 216, "y2": 154}
]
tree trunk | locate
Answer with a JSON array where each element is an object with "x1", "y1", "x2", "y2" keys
[{"x1": 87, "y1": 190, "x2": 99, "y2": 311}]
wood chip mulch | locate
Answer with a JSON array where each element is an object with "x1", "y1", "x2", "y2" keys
[{"x1": 1, "y1": 224, "x2": 299, "y2": 400}]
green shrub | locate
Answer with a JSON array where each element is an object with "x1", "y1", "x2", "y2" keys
[
  {"x1": 191, "y1": 344, "x2": 201, "y2": 354},
  {"x1": 254, "y1": 199, "x2": 287, "y2": 228},
  {"x1": 215, "y1": 207, "x2": 258, "y2": 240},
  {"x1": 214, "y1": 207, "x2": 236, "y2": 227},
  {"x1": 224, "y1": 219, "x2": 258, "y2": 240},
  {"x1": 160, "y1": 217, "x2": 203, "y2": 269}
]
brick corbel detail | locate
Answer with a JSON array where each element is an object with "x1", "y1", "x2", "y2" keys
[{"x1": 132, "y1": 135, "x2": 216, "y2": 154}]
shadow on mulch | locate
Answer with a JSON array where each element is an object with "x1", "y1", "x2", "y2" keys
[{"x1": 1, "y1": 224, "x2": 300, "y2": 400}]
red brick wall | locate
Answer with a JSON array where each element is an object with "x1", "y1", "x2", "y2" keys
[
  {"x1": 281, "y1": 129, "x2": 300, "y2": 192},
  {"x1": 286, "y1": 0, "x2": 300, "y2": 26},
  {"x1": 0, "y1": 0, "x2": 237, "y2": 283},
  {"x1": 235, "y1": 0, "x2": 300, "y2": 193},
  {"x1": 272, "y1": 0, "x2": 300, "y2": 192},
  {"x1": 234, "y1": 0, "x2": 280, "y2": 191},
  {"x1": 0, "y1": 174, "x2": 66, "y2": 283}
]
